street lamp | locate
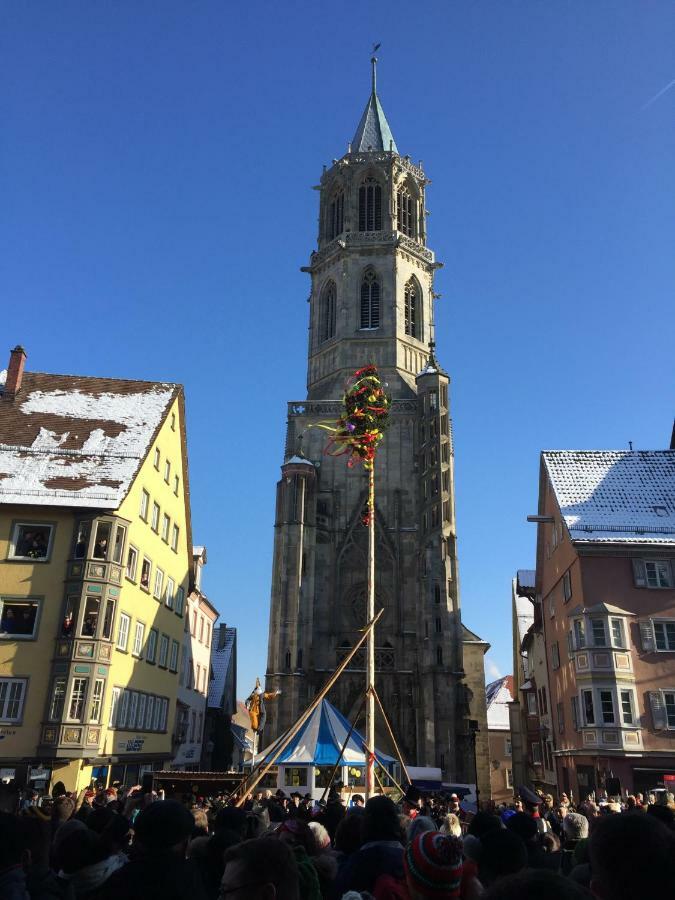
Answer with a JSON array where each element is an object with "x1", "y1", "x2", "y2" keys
[{"x1": 468, "y1": 719, "x2": 480, "y2": 810}]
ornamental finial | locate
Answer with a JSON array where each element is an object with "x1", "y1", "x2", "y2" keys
[{"x1": 371, "y1": 43, "x2": 381, "y2": 94}]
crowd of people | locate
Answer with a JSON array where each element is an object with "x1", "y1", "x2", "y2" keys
[{"x1": 1, "y1": 780, "x2": 674, "y2": 899}]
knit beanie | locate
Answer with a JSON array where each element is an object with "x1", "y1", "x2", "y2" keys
[{"x1": 404, "y1": 831, "x2": 463, "y2": 898}]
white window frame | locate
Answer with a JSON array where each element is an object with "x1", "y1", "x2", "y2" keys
[
  {"x1": 161, "y1": 514, "x2": 170, "y2": 542},
  {"x1": 563, "y1": 570, "x2": 572, "y2": 603},
  {"x1": 582, "y1": 689, "x2": 595, "y2": 725},
  {"x1": 118, "y1": 689, "x2": 129, "y2": 728},
  {"x1": 599, "y1": 688, "x2": 615, "y2": 724},
  {"x1": 505, "y1": 767, "x2": 513, "y2": 789},
  {"x1": 653, "y1": 619, "x2": 675, "y2": 651},
  {"x1": 526, "y1": 692, "x2": 538, "y2": 715},
  {"x1": 137, "y1": 693, "x2": 147, "y2": 730},
  {"x1": 169, "y1": 639, "x2": 179, "y2": 672},
  {"x1": 128, "y1": 691, "x2": 138, "y2": 729},
  {"x1": 126, "y1": 545, "x2": 138, "y2": 581},
  {"x1": 664, "y1": 691, "x2": 675, "y2": 729},
  {"x1": 610, "y1": 617, "x2": 626, "y2": 648},
  {"x1": 171, "y1": 524, "x2": 179, "y2": 552},
  {"x1": 0, "y1": 596, "x2": 41, "y2": 640},
  {"x1": 117, "y1": 613, "x2": 130, "y2": 651},
  {"x1": 132, "y1": 621, "x2": 145, "y2": 658},
  {"x1": 146, "y1": 628, "x2": 158, "y2": 664},
  {"x1": 591, "y1": 618, "x2": 607, "y2": 648},
  {"x1": 145, "y1": 695, "x2": 155, "y2": 730},
  {"x1": 175, "y1": 586, "x2": 185, "y2": 616},
  {"x1": 153, "y1": 697, "x2": 162, "y2": 731},
  {"x1": 90, "y1": 678, "x2": 104, "y2": 723},
  {"x1": 0, "y1": 678, "x2": 28, "y2": 723},
  {"x1": 153, "y1": 447, "x2": 160, "y2": 470},
  {"x1": 153, "y1": 568, "x2": 164, "y2": 600},
  {"x1": 67, "y1": 677, "x2": 89, "y2": 722},
  {"x1": 620, "y1": 689, "x2": 635, "y2": 725},
  {"x1": 49, "y1": 676, "x2": 67, "y2": 720},
  {"x1": 531, "y1": 742, "x2": 542, "y2": 765},
  {"x1": 574, "y1": 619, "x2": 586, "y2": 649},
  {"x1": 173, "y1": 475, "x2": 179, "y2": 496},
  {"x1": 8, "y1": 522, "x2": 55, "y2": 562},
  {"x1": 165, "y1": 577, "x2": 175, "y2": 610},
  {"x1": 151, "y1": 502, "x2": 160, "y2": 532},
  {"x1": 140, "y1": 490, "x2": 150, "y2": 521},
  {"x1": 633, "y1": 558, "x2": 674, "y2": 589},
  {"x1": 109, "y1": 686, "x2": 121, "y2": 726},
  {"x1": 140, "y1": 556, "x2": 151, "y2": 590},
  {"x1": 158, "y1": 634, "x2": 169, "y2": 668}
]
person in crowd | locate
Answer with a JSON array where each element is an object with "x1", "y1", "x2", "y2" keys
[
  {"x1": 221, "y1": 837, "x2": 300, "y2": 900},
  {"x1": 483, "y1": 868, "x2": 592, "y2": 899},
  {"x1": 559, "y1": 812, "x2": 588, "y2": 875},
  {"x1": 275, "y1": 819, "x2": 322, "y2": 900},
  {"x1": 505, "y1": 812, "x2": 560, "y2": 872},
  {"x1": 588, "y1": 807, "x2": 675, "y2": 900},
  {"x1": 403, "y1": 831, "x2": 463, "y2": 899},
  {"x1": 351, "y1": 795, "x2": 365, "y2": 809},
  {"x1": 334, "y1": 796, "x2": 405, "y2": 897},
  {"x1": 439, "y1": 813, "x2": 462, "y2": 838},
  {"x1": 96, "y1": 800, "x2": 206, "y2": 900},
  {"x1": 406, "y1": 815, "x2": 436, "y2": 844},
  {"x1": 477, "y1": 829, "x2": 528, "y2": 890},
  {"x1": 0, "y1": 810, "x2": 31, "y2": 900},
  {"x1": 52, "y1": 819, "x2": 126, "y2": 898}
]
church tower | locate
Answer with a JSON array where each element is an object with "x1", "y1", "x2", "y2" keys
[{"x1": 265, "y1": 60, "x2": 477, "y2": 784}]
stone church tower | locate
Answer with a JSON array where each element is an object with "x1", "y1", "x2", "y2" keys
[{"x1": 265, "y1": 62, "x2": 481, "y2": 784}]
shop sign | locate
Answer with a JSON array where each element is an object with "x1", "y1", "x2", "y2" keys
[{"x1": 117, "y1": 737, "x2": 145, "y2": 752}]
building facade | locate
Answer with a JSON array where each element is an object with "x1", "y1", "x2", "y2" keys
[
  {"x1": 203, "y1": 623, "x2": 237, "y2": 771},
  {"x1": 171, "y1": 546, "x2": 219, "y2": 770},
  {"x1": 532, "y1": 450, "x2": 675, "y2": 799},
  {"x1": 264, "y1": 64, "x2": 484, "y2": 783},
  {"x1": 486, "y1": 675, "x2": 514, "y2": 804},
  {"x1": 0, "y1": 346, "x2": 193, "y2": 793}
]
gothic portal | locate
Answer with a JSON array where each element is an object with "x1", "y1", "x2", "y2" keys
[{"x1": 265, "y1": 62, "x2": 479, "y2": 783}]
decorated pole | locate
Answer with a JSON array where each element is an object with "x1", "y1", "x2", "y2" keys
[
  {"x1": 313, "y1": 363, "x2": 389, "y2": 801},
  {"x1": 366, "y1": 462, "x2": 376, "y2": 799}
]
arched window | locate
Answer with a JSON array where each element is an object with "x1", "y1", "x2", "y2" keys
[
  {"x1": 319, "y1": 281, "x2": 336, "y2": 343},
  {"x1": 328, "y1": 189, "x2": 344, "y2": 240},
  {"x1": 359, "y1": 178, "x2": 382, "y2": 232},
  {"x1": 404, "y1": 278, "x2": 420, "y2": 338},
  {"x1": 360, "y1": 269, "x2": 380, "y2": 329},
  {"x1": 397, "y1": 186, "x2": 416, "y2": 237},
  {"x1": 285, "y1": 649, "x2": 291, "y2": 669},
  {"x1": 436, "y1": 645, "x2": 443, "y2": 666}
]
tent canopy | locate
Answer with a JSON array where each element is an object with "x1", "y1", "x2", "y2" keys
[{"x1": 256, "y1": 699, "x2": 397, "y2": 767}]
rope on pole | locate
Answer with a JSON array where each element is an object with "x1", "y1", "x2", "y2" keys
[{"x1": 372, "y1": 685, "x2": 412, "y2": 788}]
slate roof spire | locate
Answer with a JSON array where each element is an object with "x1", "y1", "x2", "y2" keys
[{"x1": 351, "y1": 56, "x2": 398, "y2": 154}]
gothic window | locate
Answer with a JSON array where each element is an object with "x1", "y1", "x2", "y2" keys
[
  {"x1": 404, "y1": 278, "x2": 420, "y2": 338},
  {"x1": 360, "y1": 269, "x2": 380, "y2": 329},
  {"x1": 328, "y1": 189, "x2": 344, "y2": 240},
  {"x1": 436, "y1": 645, "x2": 443, "y2": 665},
  {"x1": 397, "y1": 186, "x2": 416, "y2": 237},
  {"x1": 359, "y1": 177, "x2": 382, "y2": 232},
  {"x1": 319, "y1": 280, "x2": 337, "y2": 343},
  {"x1": 285, "y1": 650, "x2": 291, "y2": 669}
]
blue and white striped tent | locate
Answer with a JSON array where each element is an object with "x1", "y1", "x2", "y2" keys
[{"x1": 256, "y1": 698, "x2": 397, "y2": 767}]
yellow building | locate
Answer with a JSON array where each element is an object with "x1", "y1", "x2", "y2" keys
[{"x1": 0, "y1": 346, "x2": 194, "y2": 793}]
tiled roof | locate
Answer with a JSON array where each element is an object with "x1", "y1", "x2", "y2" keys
[
  {"x1": 351, "y1": 90, "x2": 398, "y2": 153},
  {"x1": 543, "y1": 451, "x2": 675, "y2": 544},
  {"x1": 0, "y1": 371, "x2": 177, "y2": 507}
]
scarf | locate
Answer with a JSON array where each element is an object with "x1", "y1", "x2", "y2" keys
[{"x1": 58, "y1": 853, "x2": 125, "y2": 895}]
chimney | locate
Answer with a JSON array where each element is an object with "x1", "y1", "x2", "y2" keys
[
  {"x1": 3, "y1": 346, "x2": 27, "y2": 399},
  {"x1": 670, "y1": 419, "x2": 675, "y2": 450}
]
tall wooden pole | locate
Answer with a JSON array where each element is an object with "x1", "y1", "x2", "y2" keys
[{"x1": 365, "y1": 465, "x2": 376, "y2": 800}]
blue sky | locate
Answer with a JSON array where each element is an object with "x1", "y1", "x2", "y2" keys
[{"x1": 2, "y1": 2, "x2": 674, "y2": 696}]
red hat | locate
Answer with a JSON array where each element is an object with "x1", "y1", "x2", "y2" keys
[{"x1": 404, "y1": 831, "x2": 463, "y2": 898}]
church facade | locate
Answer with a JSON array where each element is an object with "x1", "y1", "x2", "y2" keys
[{"x1": 265, "y1": 64, "x2": 487, "y2": 787}]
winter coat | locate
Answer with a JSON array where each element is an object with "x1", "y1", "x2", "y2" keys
[{"x1": 333, "y1": 840, "x2": 404, "y2": 897}]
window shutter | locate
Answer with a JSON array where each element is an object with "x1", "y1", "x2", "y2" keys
[
  {"x1": 632, "y1": 559, "x2": 647, "y2": 587},
  {"x1": 649, "y1": 691, "x2": 667, "y2": 729},
  {"x1": 639, "y1": 620, "x2": 656, "y2": 652}
]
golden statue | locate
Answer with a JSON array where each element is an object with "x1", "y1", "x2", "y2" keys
[{"x1": 245, "y1": 677, "x2": 281, "y2": 735}]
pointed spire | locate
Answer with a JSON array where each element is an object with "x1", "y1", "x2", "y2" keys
[{"x1": 351, "y1": 55, "x2": 398, "y2": 154}]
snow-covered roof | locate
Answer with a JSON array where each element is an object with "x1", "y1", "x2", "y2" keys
[
  {"x1": 208, "y1": 626, "x2": 236, "y2": 710},
  {"x1": 486, "y1": 675, "x2": 514, "y2": 730},
  {"x1": 543, "y1": 451, "x2": 675, "y2": 544},
  {"x1": 285, "y1": 455, "x2": 314, "y2": 466},
  {"x1": 0, "y1": 371, "x2": 177, "y2": 508}
]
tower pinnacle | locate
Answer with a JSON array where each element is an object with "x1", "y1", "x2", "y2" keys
[{"x1": 351, "y1": 56, "x2": 398, "y2": 153}]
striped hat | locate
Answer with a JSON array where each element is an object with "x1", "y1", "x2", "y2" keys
[{"x1": 404, "y1": 831, "x2": 463, "y2": 898}]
